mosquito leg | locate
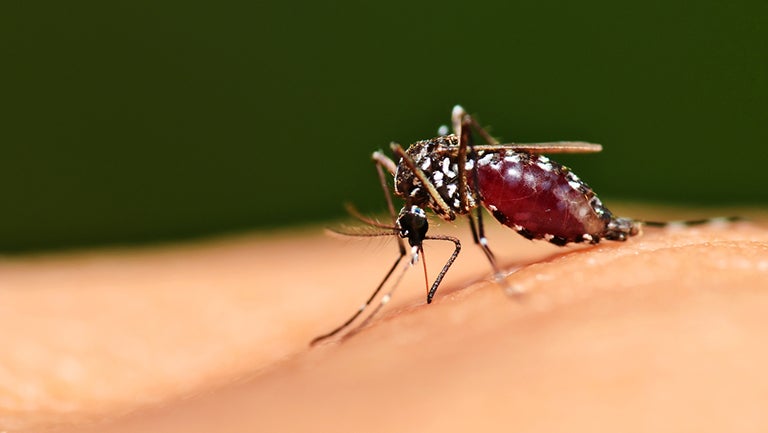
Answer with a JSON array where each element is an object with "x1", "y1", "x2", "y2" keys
[
  {"x1": 342, "y1": 246, "x2": 418, "y2": 341},
  {"x1": 310, "y1": 247, "x2": 406, "y2": 345},
  {"x1": 425, "y1": 234, "x2": 462, "y2": 304},
  {"x1": 463, "y1": 205, "x2": 501, "y2": 274},
  {"x1": 452, "y1": 105, "x2": 512, "y2": 286},
  {"x1": 474, "y1": 208, "x2": 504, "y2": 279},
  {"x1": 342, "y1": 234, "x2": 460, "y2": 342},
  {"x1": 452, "y1": 104, "x2": 500, "y2": 143},
  {"x1": 309, "y1": 154, "x2": 407, "y2": 346},
  {"x1": 451, "y1": 106, "x2": 502, "y2": 279},
  {"x1": 453, "y1": 105, "x2": 485, "y2": 214},
  {"x1": 454, "y1": 106, "x2": 472, "y2": 212},
  {"x1": 353, "y1": 235, "x2": 462, "y2": 336},
  {"x1": 474, "y1": 206, "x2": 495, "y2": 259},
  {"x1": 372, "y1": 151, "x2": 399, "y2": 228},
  {"x1": 371, "y1": 151, "x2": 406, "y2": 257}
]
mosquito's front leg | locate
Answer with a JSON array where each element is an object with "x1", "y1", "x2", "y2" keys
[
  {"x1": 309, "y1": 153, "x2": 407, "y2": 345},
  {"x1": 425, "y1": 234, "x2": 462, "y2": 303}
]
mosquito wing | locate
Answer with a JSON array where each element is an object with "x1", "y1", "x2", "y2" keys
[{"x1": 470, "y1": 141, "x2": 602, "y2": 154}]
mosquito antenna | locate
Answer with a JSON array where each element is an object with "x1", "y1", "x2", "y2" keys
[
  {"x1": 325, "y1": 227, "x2": 397, "y2": 238},
  {"x1": 343, "y1": 202, "x2": 396, "y2": 230}
]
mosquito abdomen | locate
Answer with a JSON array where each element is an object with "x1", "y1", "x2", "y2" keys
[{"x1": 473, "y1": 150, "x2": 614, "y2": 245}]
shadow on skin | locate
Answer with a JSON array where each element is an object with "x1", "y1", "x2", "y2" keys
[{"x1": 2, "y1": 206, "x2": 767, "y2": 433}]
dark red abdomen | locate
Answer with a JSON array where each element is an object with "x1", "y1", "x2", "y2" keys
[{"x1": 473, "y1": 150, "x2": 609, "y2": 244}]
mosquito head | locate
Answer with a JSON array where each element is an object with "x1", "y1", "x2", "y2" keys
[
  {"x1": 396, "y1": 205, "x2": 429, "y2": 248},
  {"x1": 603, "y1": 217, "x2": 641, "y2": 241}
]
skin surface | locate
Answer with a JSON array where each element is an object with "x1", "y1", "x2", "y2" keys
[{"x1": 1, "y1": 205, "x2": 767, "y2": 432}]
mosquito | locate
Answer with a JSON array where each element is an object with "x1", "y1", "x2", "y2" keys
[{"x1": 310, "y1": 105, "x2": 732, "y2": 345}]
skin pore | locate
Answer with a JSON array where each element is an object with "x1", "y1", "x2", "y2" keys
[{"x1": 2, "y1": 205, "x2": 767, "y2": 432}]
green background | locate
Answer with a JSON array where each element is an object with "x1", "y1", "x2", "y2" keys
[{"x1": 3, "y1": 1, "x2": 766, "y2": 252}]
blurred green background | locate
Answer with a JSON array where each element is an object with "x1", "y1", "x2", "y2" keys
[{"x1": 2, "y1": 1, "x2": 766, "y2": 252}]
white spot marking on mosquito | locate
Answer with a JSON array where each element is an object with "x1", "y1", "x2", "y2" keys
[
  {"x1": 465, "y1": 159, "x2": 474, "y2": 170},
  {"x1": 421, "y1": 157, "x2": 431, "y2": 170},
  {"x1": 539, "y1": 155, "x2": 550, "y2": 163},
  {"x1": 594, "y1": 207, "x2": 606, "y2": 217},
  {"x1": 437, "y1": 125, "x2": 449, "y2": 136},
  {"x1": 488, "y1": 204, "x2": 498, "y2": 212},
  {"x1": 566, "y1": 172, "x2": 581, "y2": 182},
  {"x1": 513, "y1": 224, "x2": 524, "y2": 231},
  {"x1": 410, "y1": 187, "x2": 421, "y2": 197},
  {"x1": 504, "y1": 154, "x2": 520, "y2": 164},
  {"x1": 568, "y1": 180, "x2": 582, "y2": 191},
  {"x1": 433, "y1": 170, "x2": 444, "y2": 182},
  {"x1": 536, "y1": 160, "x2": 553, "y2": 172},
  {"x1": 411, "y1": 206, "x2": 426, "y2": 218},
  {"x1": 480, "y1": 237, "x2": 488, "y2": 246},
  {"x1": 544, "y1": 233, "x2": 554, "y2": 241},
  {"x1": 446, "y1": 183, "x2": 457, "y2": 197},
  {"x1": 453, "y1": 198, "x2": 461, "y2": 208},
  {"x1": 442, "y1": 158, "x2": 457, "y2": 178},
  {"x1": 523, "y1": 172, "x2": 536, "y2": 187},
  {"x1": 478, "y1": 153, "x2": 494, "y2": 166},
  {"x1": 506, "y1": 166, "x2": 522, "y2": 180},
  {"x1": 433, "y1": 173, "x2": 444, "y2": 187},
  {"x1": 452, "y1": 105, "x2": 465, "y2": 119},
  {"x1": 582, "y1": 233, "x2": 594, "y2": 242}
]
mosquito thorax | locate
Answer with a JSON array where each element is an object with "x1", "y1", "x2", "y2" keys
[{"x1": 394, "y1": 135, "x2": 475, "y2": 221}]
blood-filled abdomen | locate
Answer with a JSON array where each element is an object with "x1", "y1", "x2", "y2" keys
[{"x1": 472, "y1": 150, "x2": 611, "y2": 245}]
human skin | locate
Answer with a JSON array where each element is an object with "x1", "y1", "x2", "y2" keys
[{"x1": 2, "y1": 206, "x2": 768, "y2": 432}]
